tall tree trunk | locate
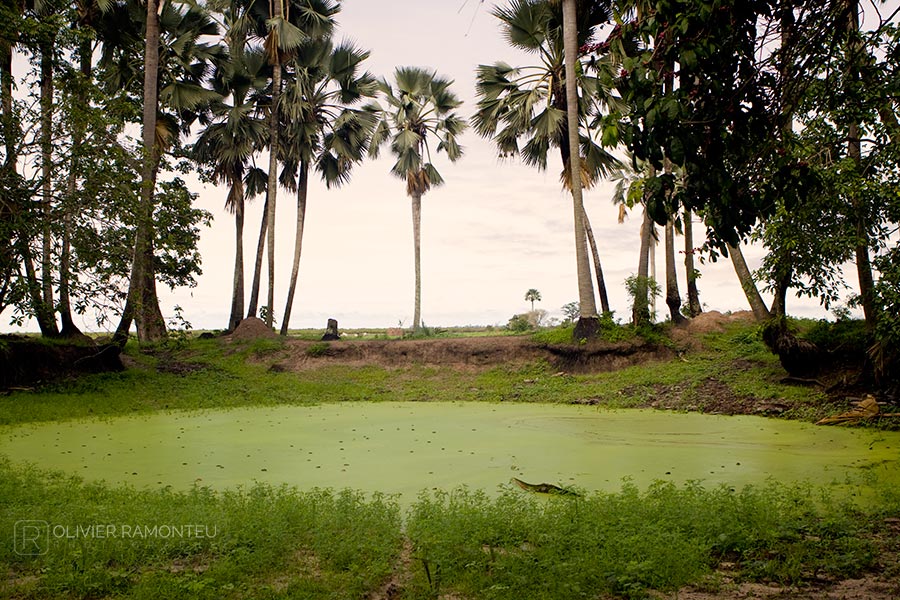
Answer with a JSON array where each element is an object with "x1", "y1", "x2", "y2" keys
[
  {"x1": 39, "y1": 38, "x2": 58, "y2": 336},
  {"x1": 660, "y1": 67, "x2": 684, "y2": 324},
  {"x1": 562, "y1": 0, "x2": 598, "y2": 340},
  {"x1": 59, "y1": 35, "x2": 94, "y2": 339},
  {"x1": 665, "y1": 219, "x2": 686, "y2": 323},
  {"x1": 727, "y1": 242, "x2": 771, "y2": 321},
  {"x1": 116, "y1": 0, "x2": 166, "y2": 345},
  {"x1": 1, "y1": 33, "x2": 14, "y2": 169},
  {"x1": 264, "y1": 2, "x2": 283, "y2": 329},
  {"x1": 683, "y1": 208, "x2": 702, "y2": 316},
  {"x1": 280, "y1": 162, "x2": 307, "y2": 336},
  {"x1": 247, "y1": 196, "x2": 268, "y2": 319},
  {"x1": 769, "y1": 270, "x2": 791, "y2": 318},
  {"x1": 2, "y1": 29, "x2": 20, "y2": 313},
  {"x1": 411, "y1": 190, "x2": 422, "y2": 330},
  {"x1": 844, "y1": 0, "x2": 876, "y2": 329},
  {"x1": 765, "y1": 0, "x2": 796, "y2": 324},
  {"x1": 228, "y1": 180, "x2": 245, "y2": 332},
  {"x1": 18, "y1": 240, "x2": 59, "y2": 336},
  {"x1": 633, "y1": 208, "x2": 653, "y2": 326},
  {"x1": 582, "y1": 208, "x2": 610, "y2": 314}
]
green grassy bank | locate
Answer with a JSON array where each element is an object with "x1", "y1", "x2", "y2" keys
[{"x1": 2, "y1": 322, "x2": 899, "y2": 599}]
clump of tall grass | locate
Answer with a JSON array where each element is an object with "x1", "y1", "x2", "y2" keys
[
  {"x1": 405, "y1": 480, "x2": 880, "y2": 599},
  {"x1": 0, "y1": 458, "x2": 402, "y2": 599}
]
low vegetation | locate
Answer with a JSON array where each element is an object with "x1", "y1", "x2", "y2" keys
[{"x1": 2, "y1": 320, "x2": 899, "y2": 599}]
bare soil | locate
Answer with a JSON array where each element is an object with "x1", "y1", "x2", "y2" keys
[{"x1": 264, "y1": 334, "x2": 677, "y2": 375}]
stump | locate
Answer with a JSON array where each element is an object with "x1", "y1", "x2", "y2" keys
[{"x1": 321, "y1": 318, "x2": 340, "y2": 341}]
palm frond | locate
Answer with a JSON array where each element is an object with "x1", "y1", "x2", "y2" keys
[
  {"x1": 244, "y1": 166, "x2": 268, "y2": 200},
  {"x1": 422, "y1": 163, "x2": 444, "y2": 189},
  {"x1": 492, "y1": 0, "x2": 551, "y2": 53},
  {"x1": 160, "y1": 82, "x2": 222, "y2": 111},
  {"x1": 265, "y1": 15, "x2": 307, "y2": 55}
]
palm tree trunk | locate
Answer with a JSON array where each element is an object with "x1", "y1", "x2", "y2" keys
[
  {"x1": 562, "y1": 0, "x2": 598, "y2": 340},
  {"x1": 264, "y1": 2, "x2": 284, "y2": 329},
  {"x1": 247, "y1": 196, "x2": 268, "y2": 319},
  {"x1": 665, "y1": 219, "x2": 686, "y2": 323},
  {"x1": 633, "y1": 208, "x2": 653, "y2": 326},
  {"x1": 228, "y1": 181, "x2": 245, "y2": 332},
  {"x1": 582, "y1": 208, "x2": 610, "y2": 314},
  {"x1": 280, "y1": 162, "x2": 308, "y2": 336},
  {"x1": 649, "y1": 224, "x2": 657, "y2": 316},
  {"x1": 117, "y1": 0, "x2": 166, "y2": 345},
  {"x1": 412, "y1": 191, "x2": 422, "y2": 330},
  {"x1": 683, "y1": 208, "x2": 702, "y2": 316},
  {"x1": 727, "y1": 242, "x2": 771, "y2": 322}
]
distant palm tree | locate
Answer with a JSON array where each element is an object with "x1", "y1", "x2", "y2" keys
[
  {"x1": 368, "y1": 67, "x2": 466, "y2": 331},
  {"x1": 525, "y1": 288, "x2": 542, "y2": 311}
]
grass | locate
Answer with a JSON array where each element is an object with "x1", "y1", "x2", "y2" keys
[
  {"x1": 0, "y1": 457, "x2": 402, "y2": 600},
  {"x1": 2, "y1": 320, "x2": 898, "y2": 598},
  {"x1": 3, "y1": 454, "x2": 896, "y2": 600},
  {"x1": 0, "y1": 321, "x2": 829, "y2": 427},
  {"x1": 405, "y1": 479, "x2": 894, "y2": 600}
]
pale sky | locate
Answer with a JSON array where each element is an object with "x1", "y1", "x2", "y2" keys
[{"x1": 9, "y1": 0, "x2": 856, "y2": 333}]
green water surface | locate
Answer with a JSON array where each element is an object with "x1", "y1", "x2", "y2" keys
[{"x1": 1, "y1": 403, "x2": 898, "y2": 499}]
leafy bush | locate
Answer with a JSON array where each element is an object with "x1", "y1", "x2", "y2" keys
[
  {"x1": 506, "y1": 314, "x2": 533, "y2": 332},
  {"x1": 872, "y1": 248, "x2": 900, "y2": 380},
  {"x1": 625, "y1": 274, "x2": 662, "y2": 325}
]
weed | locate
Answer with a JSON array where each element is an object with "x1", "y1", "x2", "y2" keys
[
  {"x1": 405, "y1": 481, "x2": 881, "y2": 599},
  {"x1": 0, "y1": 458, "x2": 401, "y2": 600},
  {"x1": 305, "y1": 342, "x2": 330, "y2": 357}
]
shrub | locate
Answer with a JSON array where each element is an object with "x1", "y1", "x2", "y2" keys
[
  {"x1": 506, "y1": 314, "x2": 533, "y2": 332},
  {"x1": 305, "y1": 342, "x2": 330, "y2": 357}
]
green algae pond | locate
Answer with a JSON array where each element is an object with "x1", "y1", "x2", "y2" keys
[{"x1": 1, "y1": 402, "x2": 898, "y2": 501}]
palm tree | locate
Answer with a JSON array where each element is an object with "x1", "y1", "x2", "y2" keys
[
  {"x1": 473, "y1": 0, "x2": 618, "y2": 327},
  {"x1": 241, "y1": 0, "x2": 337, "y2": 328},
  {"x1": 525, "y1": 288, "x2": 542, "y2": 311},
  {"x1": 193, "y1": 43, "x2": 268, "y2": 332},
  {"x1": 368, "y1": 67, "x2": 466, "y2": 331},
  {"x1": 560, "y1": 0, "x2": 598, "y2": 338},
  {"x1": 276, "y1": 37, "x2": 376, "y2": 335}
]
